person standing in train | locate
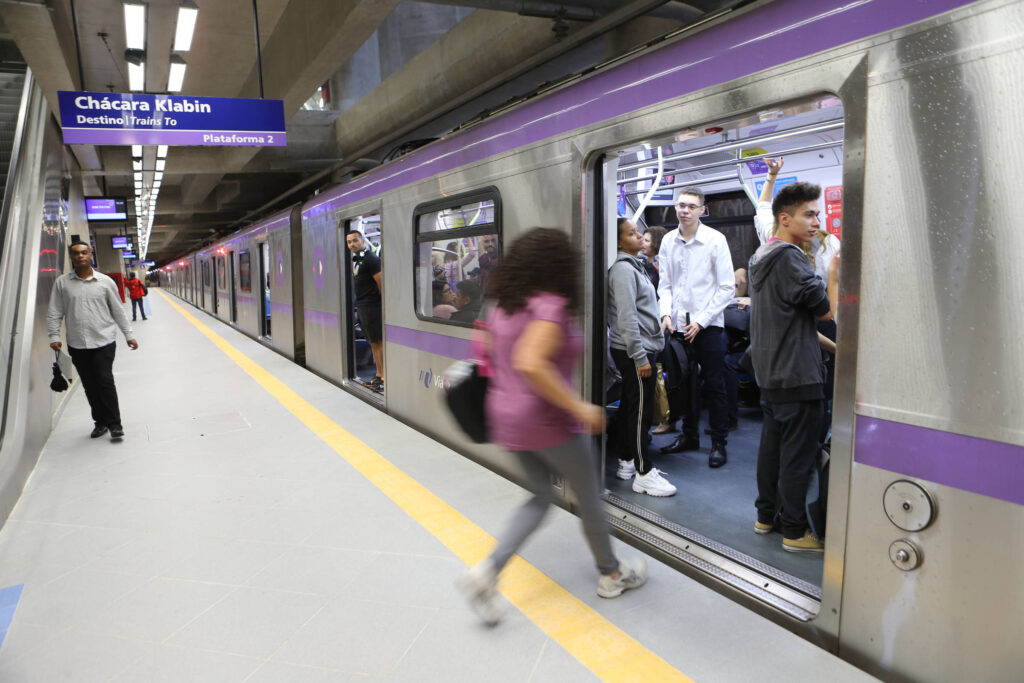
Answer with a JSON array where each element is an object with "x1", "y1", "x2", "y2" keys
[
  {"x1": 747, "y1": 181, "x2": 838, "y2": 553},
  {"x1": 459, "y1": 227, "x2": 647, "y2": 626},
  {"x1": 475, "y1": 233, "x2": 500, "y2": 296},
  {"x1": 608, "y1": 218, "x2": 676, "y2": 496},
  {"x1": 125, "y1": 271, "x2": 147, "y2": 321},
  {"x1": 658, "y1": 187, "x2": 735, "y2": 468},
  {"x1": 47, "y1": 241, "x2": 138, "y2": 440},
  {"x1": 345, "y1": 229, "x2": 384, "y2": 390}
]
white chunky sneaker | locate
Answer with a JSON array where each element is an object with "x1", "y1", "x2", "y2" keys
[
  {"x1": 597, "y1": 556, "x2": 648, "y2": 598},
  {"x1": 616, "y1": 460, "x2": 637, "y2": 480},
  {"x1": 632, "y1": 468, "x2": 677, "y2": 497},
  {"x1": 458, "y1": 561, "x2": 502, "y2": 626}
]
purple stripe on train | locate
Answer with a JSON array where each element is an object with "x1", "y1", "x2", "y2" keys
[
  {"x1": 305, "y1": 308, "x2": 340, "y2": 329},
  {"x1": 855, "y1": 416, "x2": 1024, "y2": 507},
  {"x1": 386, "y1": 325, "x2": 471, "y2": 361},
  {"x1": 303, "y1": 0, "x2": 972, "y2": 219}
]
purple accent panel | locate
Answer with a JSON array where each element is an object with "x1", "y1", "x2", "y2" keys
[
  {"x1": 305, "y1": 308, "x2": 340, "y2": 329},
  {"x1": 271, "y1": 301, "x2": 293, "y2": 316},
  {"x1": 746, "y1": 159, "x2": 769, "y2": 175},
  {"x1": 386, "y1": 325, "x2": 471, "y2": 360},
  {"x1": 302, "y1": 0, "x2": 971, "y2": 220},
  {"x1": 855, "y1": 416, "x2": 1024, "y2": 506},
  {"x1": 61, "y1": 128, "x2": 287, "y2": 146}
]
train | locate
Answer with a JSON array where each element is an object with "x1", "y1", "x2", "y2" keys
[{"x1": 156, "y1": 0, "x2": 1024, "y2": 680}]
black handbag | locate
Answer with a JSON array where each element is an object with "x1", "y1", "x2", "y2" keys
[
  {"x1": 50, "y1": 350, "x2": 69, "y2": 392},
  {"x1": 443, "y1": 360, "x2": 489, "y2": 443}
]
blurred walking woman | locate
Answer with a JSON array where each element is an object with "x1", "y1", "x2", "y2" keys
[{"x1": 460, "y1": 227, "x2": 647, "y2": 625}]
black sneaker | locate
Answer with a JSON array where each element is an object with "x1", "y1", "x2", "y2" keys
[
  {"x1": 110, "y1": 426, "x2": 125, "y2": 440},
  {"x1": 90, "y1": 425, "x2": 108, "y2": 438},
  {"x1": 660, "y1": 436, "x2": 699, "y2": 454}
]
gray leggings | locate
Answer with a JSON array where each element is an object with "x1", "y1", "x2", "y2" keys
[{"x1": 488, "y1": 434, "x2": 619, "y2": 576}]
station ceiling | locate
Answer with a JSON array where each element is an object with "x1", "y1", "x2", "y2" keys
[{"x1": 0, "y1": 0, "x2": 748, "y2": 265}]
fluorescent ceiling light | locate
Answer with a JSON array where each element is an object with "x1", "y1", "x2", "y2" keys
[
  {"x1": 132, "y1": 159, "x2": 142, "y2": 171},
  {"x1": 173, "y1": 1, "x2": 198, "y2": 52},
  {"x1": 154, "y1": 171, "x2": 163, "y2": 182},
  {"x1": 155, "y1": 159, "x2": 166, "y2": 171},
  {"x1": 123, "y1": 2, "x2": 146, "y2": 51},
  {"x1": 157, "y1": 145, "x2": 168, "y2": 158},
  {"x1": 132, "y1": 144, "x2": 142, "y2": 158},
  {"x1": 167, "y1": 56, "x2": 187, "y2": 92},
  {"x1": 126, "y1": 51, "x2": 146, "y2": 91},
  {"x1": 134, "y1": 171, "x2": 143, "y2": 182}
]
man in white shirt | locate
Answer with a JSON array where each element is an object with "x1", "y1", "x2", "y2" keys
[
  {"x1": 658, "y1": 187, "x2": 736, "y2": 467},
  {"x1": 47, "y1": 241, "x2": 139, "y2": 440}
]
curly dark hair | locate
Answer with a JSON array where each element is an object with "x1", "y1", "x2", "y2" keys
[{"x1": 490, "y1": 227, "x2": 581, "y2": 315}]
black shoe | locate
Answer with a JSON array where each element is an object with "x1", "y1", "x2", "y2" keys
[
  {"x1": 90, "y1": 425, "x2": 108, "y2": 438},
  {"x1": 709, "y1": 442, "x2": 727, "y2": 468},
  {"x1": 704, "y1": 418, "x2": 739, "y2": 435},
  {"x1": 142, "y1": 317, "x2": 148, "y2": 320},
  {"x1": 661, "y1": 436, "x2": 700, "y2": 454},
  {"x1": 110, "y1": 426, "x2": 124, "y2": 440},
  {"x1": 132, "y1": 318, "x2": 137, "y2": 321}
]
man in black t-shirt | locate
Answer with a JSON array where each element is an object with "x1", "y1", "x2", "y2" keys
[{"x1": 345, "y1": 229, "x2": 384, "y2": 388}]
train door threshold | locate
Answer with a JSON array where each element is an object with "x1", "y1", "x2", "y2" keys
[{"x1": 603, "y1": 493, "x2": 820, "y2": 621}]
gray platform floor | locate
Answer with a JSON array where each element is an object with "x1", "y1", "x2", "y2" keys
[{"x1": 0, "y1": 291, "x2": 875, "y2": 682}]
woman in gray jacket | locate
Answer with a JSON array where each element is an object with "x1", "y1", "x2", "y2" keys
[{"x1": 608, "y1": 218, "x2": 676, "y2": 496}]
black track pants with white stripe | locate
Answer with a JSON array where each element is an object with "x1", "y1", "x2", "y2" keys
[{"x1": 610, "y1": 348, "x2": 657, "y2": 474}]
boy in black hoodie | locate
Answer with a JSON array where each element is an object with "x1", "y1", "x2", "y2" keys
[{"x1": 748, "y1": 181, "x2": 839, "y2": 553}]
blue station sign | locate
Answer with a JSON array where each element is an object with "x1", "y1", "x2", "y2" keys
[{"x1": 58, "y1": 91, "x2": 286, "y2": 147}]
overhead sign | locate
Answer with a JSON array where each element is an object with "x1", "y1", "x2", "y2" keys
[{"x1": 57, "y1": 91, "x2": 286, "y2": 147}]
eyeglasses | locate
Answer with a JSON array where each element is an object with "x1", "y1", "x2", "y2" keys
[{"x1": 676, "y1": 203, "x2": 702, "y2": 211}]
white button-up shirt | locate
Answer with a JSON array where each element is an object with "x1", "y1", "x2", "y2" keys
[
  {"x1": 657, "y1": 222, "x2": 736, "y2": 330},
  {"x1": 47, "y1": 271, "x2": 134, "y2": 349}
]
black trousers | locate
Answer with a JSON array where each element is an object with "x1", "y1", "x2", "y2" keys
[
  {"x1": 68, "y1": 342, "x2": 121, "y2": 429},
  {"x1": 131, "y1": 298, "x2": 146, "y2": 320},
  {"x1": 682, "y1": 326, "x2": 729, "y2": 444},
  {"x1": 610, "y1": 348, "x2": 656, "y2": 474},
  {"x1": 755, "y1": 398, "x2": 823, "y2": 539}
]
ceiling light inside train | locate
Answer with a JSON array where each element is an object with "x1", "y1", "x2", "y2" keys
[{"x1": 173, "y1": 1, "x2": 198, "y2": 52}]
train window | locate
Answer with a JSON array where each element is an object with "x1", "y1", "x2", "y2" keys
[
  {"x1": 216, "y1": 256, "x2": 226, "y2": 290},
  {"x1": 239, "y1": 252, "x2": 251, "y2": 292},
  {"x1": 601, "y1": 93, "x2": 845, "y2": 588},
  {"x1": 413, "y1": 188, "x2": 501, "y2": 326}
]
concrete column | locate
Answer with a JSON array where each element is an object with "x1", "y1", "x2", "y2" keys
[
  {"x1": 376, "y1": 2, "x2": 473, "y2": 80},
  {"x1": 330, "y1": 31, "x2": 382, "y2": 113}
]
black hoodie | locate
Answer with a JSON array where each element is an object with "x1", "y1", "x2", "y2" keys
[{"x1": 747, "y1": 240, "x2": 830, "y2": 402}]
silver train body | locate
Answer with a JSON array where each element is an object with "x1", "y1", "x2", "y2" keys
[{"x1": 159, "y1": 1, "x2": 1024, "y2": 679}]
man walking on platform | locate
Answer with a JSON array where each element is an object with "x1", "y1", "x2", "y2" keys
[{"x1": 47, "y1": 241, "x2": 139, "y2": 440}]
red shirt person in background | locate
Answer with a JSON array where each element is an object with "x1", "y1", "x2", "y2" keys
[{"x1": 125, "y1": 272, "x2": 147, "y2": 321}]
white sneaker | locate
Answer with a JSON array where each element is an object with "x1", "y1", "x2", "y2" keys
[
  {"x1": 632, "y1": 468, "x2": 677, "y2": 497},
  {"x1": 615, "y1": 460, "x2": 636, "y2": 480},
  {"x1": 458, "y1": 561, "x2": 502, "y2": 626},
  {"x1": 597, "y1": 556, "x2": 648, "y2": 598}
]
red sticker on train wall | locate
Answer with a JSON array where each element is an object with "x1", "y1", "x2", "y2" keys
[{"x1": 825, "y1": 186, "x2": 843, "y2": 238}]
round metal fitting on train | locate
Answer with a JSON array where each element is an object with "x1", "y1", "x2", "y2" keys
[
  {"x1": 889, "y1": 540, "x2": 922, "y2": 571},
  {"x1": 882, "y1": 480, "x2": 935, "y2": 532}
]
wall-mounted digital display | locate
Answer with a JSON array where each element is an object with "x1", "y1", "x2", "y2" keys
[
  {"x1": 122, "y1": 250, "x2": 137, "y2": 259},
  {"x1": 111, "y1": 236, "x2": 129, "y2": 249},
  {"x1": 85, "y1": 197, "x2": 128, "y2": 221}
]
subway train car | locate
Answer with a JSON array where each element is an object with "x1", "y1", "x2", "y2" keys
[{"x1": 158, "y1": 0, "x2": 1024, "y2": 680}]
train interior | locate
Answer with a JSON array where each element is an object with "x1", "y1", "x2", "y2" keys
[
  {"x1": 259, "y1": 241, "x2": 271, "y2": 339},
  {"x1": 599, "y1": 94, "x2": 845, "y2": 587},
  {"x1": 344, "y1": 213, "x2": 383, "y2": 392}
]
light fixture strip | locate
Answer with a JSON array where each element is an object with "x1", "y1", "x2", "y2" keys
[
  {"x1": 173, "y1": 3, "x2": 199, "y2": 52},
  {"x1": 167, "y1": 58, "x2": 187, "y2": 92},
  {"x1": 123, "y1": 2, "x2": 146, "y2": 51},
  {"x1": 127, "y1": 59, "x2": 145, "y2": 91}
]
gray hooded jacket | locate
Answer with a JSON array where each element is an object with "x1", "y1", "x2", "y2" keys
[
  {"x1": 608, "y1": 251, "x2": 663, "y2": 367},
  {"x1": 748, "y1": 240, "x2": 830, "y2": 402}
]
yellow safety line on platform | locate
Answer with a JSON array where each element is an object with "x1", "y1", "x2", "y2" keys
[{"x1": 158, "y1": 290, "x2": 692, "y2": 683}]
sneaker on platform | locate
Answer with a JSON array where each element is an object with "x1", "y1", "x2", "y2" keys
[
  {"x1": 458, "y1": 561, "x2": 502, "y2": 626},
  {"x1": 632, "y1": 468, "x2": 677, "y2": 497},
  {"x1": 597, "y1": 556, "x2": 648, "y2": 598},
  {"x1": 754, "y1": 520, "x2": 774, "y2": 535}
]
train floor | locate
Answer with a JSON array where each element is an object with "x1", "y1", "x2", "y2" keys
[
  {"x1": 603, "y1": 408, "x2": 825, "y2": 587},
  {"x1": 0, "y1": 289, "x2": 875, "y2": 682}
]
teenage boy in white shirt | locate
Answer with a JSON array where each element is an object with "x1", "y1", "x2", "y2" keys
[{"x1": 657, "y1": 187, "x2": 735, "y2": 468}]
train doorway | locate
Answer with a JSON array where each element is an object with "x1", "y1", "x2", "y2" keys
[
  {"x1": 259, "y1": 242, "x2": 271, "y2": 339},
  {"x1": 340, "y1": 213, "x2": 383, "y2": 396},
  {"x1": 593, "y1": 94, "x2": 845, "y2": 598},
  {"x1": 228, "y1": 250, "x2": 237, "y2": 323}
]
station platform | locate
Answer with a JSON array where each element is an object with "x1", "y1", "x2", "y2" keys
[{"x1": 0, "y1": 289, "x2": 876, "y2": 682}]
